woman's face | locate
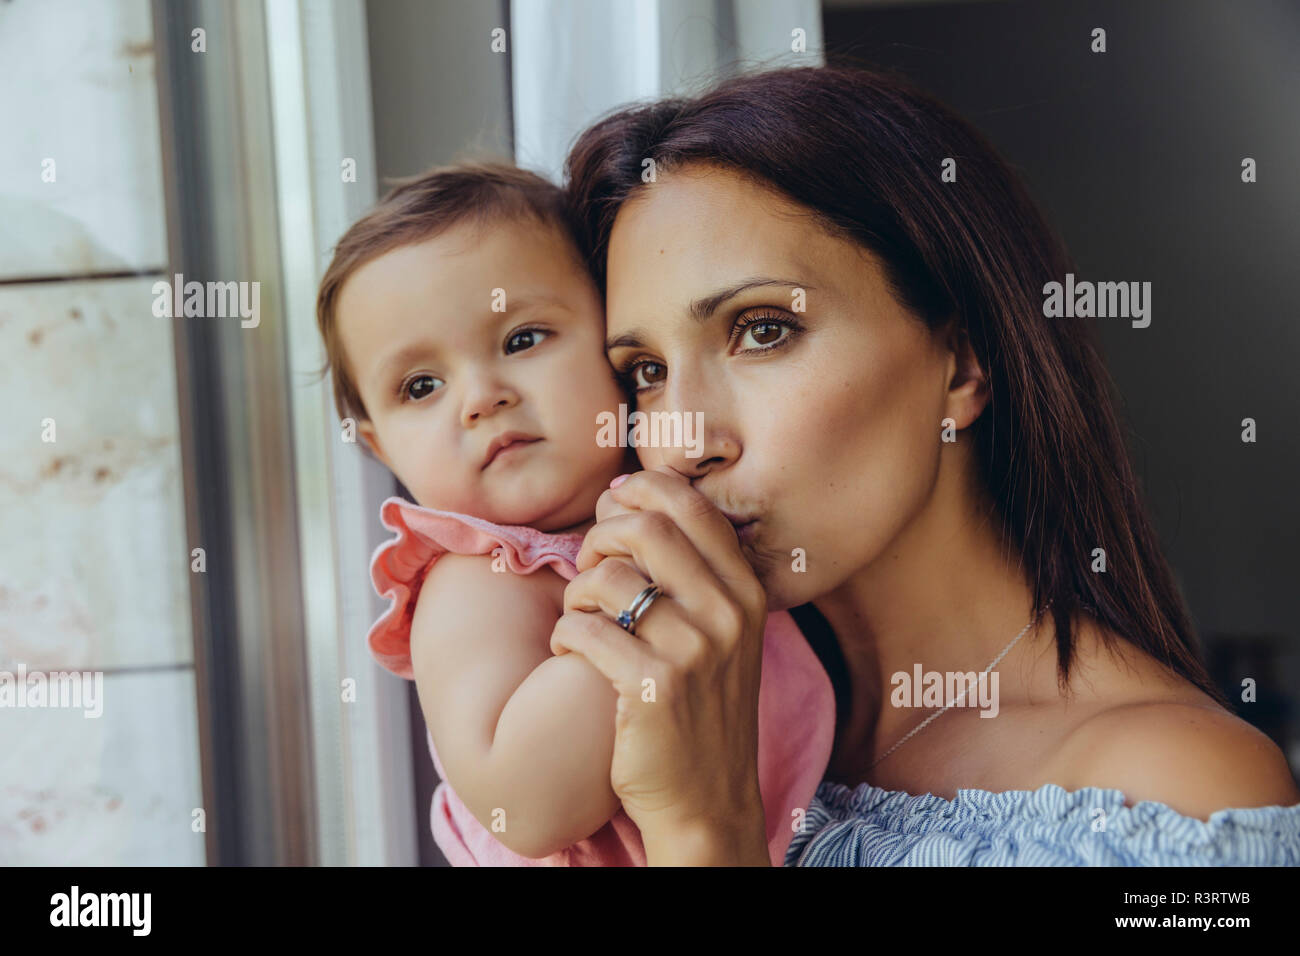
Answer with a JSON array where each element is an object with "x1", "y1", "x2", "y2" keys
[{"x1": 604, "y1": 163, "x2": 963, "y2": 610}]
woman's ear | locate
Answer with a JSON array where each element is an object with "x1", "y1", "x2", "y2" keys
[{"x1": 942, "y1": 323, "x2": 991, "y2": 430}]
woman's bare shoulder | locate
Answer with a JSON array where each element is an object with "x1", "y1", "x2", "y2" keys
[{"x1": 1044, "y1": 629, "x2": 1300, "y2": 818}]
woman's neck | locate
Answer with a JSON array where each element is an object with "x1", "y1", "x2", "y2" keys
[{"x1": 813, "y1": 463, "x2": 1048, "y2": 753}]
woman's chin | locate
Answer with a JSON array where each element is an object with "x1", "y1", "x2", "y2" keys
[{"x1": 748, "y1": 561, "x2": 817, "y2": 613}]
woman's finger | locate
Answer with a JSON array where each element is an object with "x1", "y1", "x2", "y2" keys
[
  {"x1": 569, "y1": 510, "x2": 749, "y2": 642},
  {"x1": 594, "y1": 481, "x2": 639, "y2": 522},
  {"x1": 548, "y1": 607, "x2": 659, "y2": 689},
  {"x1": 561, "y1": 555, "x2": 649, "y2": 616},
  {"x1": 562, "y1": 555, "x2": 705, "y2": 664},
  {"x1": 581, "y1": 466, "x2": 759, "y2": 601}
]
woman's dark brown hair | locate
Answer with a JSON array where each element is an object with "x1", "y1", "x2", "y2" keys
[{"x1": 564, "y1": 64, "x2": 1228, "y2": 706}]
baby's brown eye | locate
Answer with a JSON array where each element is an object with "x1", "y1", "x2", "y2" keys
[
  {"x1": 405, "y1": 374, "x2": 443, "y2": 401},
  {"x1": 506, "y1": 328, "x2": 550, "y2": 354}
]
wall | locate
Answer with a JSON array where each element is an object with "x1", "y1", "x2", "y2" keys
[{"x1": 0, "y1": 0, "x2": 204, "y2": 863}]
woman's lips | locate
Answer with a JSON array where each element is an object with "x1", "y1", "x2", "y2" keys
[{"x1": 722, "y1": 511, "x2": 759, "y2": 543}]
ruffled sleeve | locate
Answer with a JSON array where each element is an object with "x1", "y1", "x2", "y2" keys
[
  {"x1": 785, "y1": 781, "x2": 1300, "y2": 866},
  {"x1": 366, "y1": 497, "x2": 584, "y2": 680}
]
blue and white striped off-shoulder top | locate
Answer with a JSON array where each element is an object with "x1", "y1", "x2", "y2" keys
[{"x1": 784, "y1": 780, "x2": 1300, "y2": 866}]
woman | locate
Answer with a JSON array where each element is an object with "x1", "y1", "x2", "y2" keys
[{"x1": 550, "y1": 65, "x2": 1300, "y2": 865}]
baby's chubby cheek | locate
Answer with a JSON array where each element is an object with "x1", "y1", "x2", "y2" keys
[{"x1": 411, "y1": 470, "x2": 477, "y2": 514}]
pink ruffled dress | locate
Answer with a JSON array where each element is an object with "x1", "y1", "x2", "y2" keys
[{"x1": 366, "y1": 496, "x2": 836, "y2": 866}]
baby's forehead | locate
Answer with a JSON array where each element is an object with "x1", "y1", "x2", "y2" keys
[
  {"x1": 480, "y1": 214, "x2": 592, "y2": 274},
  {"x1": 440, "y1": 212, "x2": 591, "y2": 277},
  {"x1": 340, "y1": 216, "x2": 601, "y2": 344},
  {"x1": 462, "y1": 217, "x2": 601, "y2": 308}
]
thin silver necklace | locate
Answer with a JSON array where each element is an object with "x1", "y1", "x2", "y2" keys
[{"x1": 868, "y1": 602, "x2": 1050, "y2": 770}]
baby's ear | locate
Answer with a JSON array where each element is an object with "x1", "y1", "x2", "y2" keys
[{"x1": 356, "y1": 419, "x2": 391, "y2": 469}]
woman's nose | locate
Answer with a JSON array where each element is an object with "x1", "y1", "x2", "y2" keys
[
  {"x1": 648, "y1": 384, "x2": 738, "y2": 478},
  {"x1": 654, "y1": 426, "x2": 737, "y2": 479}
]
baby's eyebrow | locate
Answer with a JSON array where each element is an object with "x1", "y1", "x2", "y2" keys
[
  {"x1": 372, "y1": 295, "x2": 575, "y2": 383},
  {"x1": 507, "y1": 292, "x2": 569, "y2": 314},
  {"x1": 606, "y1": 276, "x2": 811, "y2": 352},
  {"x1": 372, "y1": 340, "x2": 439, "y2": 388}
]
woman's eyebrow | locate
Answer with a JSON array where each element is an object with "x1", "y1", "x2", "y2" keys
[
  {"x1": 688, "y1": 277, "x2": 808, "y2": 321},
  {"x1": 606, "y1": 276, "x2": 810, "y2": 351}
]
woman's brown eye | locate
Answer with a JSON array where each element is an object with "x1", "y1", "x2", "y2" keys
[
  {"x1": 737, "y1": 320, "x2": 792, "y2": 351},
  {"x1": 636, "y1": 362, "x2": 666, "y2": 388}
]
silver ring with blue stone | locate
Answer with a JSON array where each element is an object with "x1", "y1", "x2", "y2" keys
[{"x1": 616, "y1": 584, "x2": 662, "y2": 636}]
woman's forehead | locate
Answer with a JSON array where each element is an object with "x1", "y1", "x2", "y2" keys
[
  {"x1": 611, "y1": 165, "x2": 811, "y2": 239},
  {"x1": 603, "y1": 173, "x2": 877, "y2": 326}
]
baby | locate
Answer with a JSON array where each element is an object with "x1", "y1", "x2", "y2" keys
[{"x1": 316, "y1": 160, "x2": 835, "y2": 865}]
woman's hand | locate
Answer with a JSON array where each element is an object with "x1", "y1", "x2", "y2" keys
[{"x1": 550, "y1": 465, "x2": 772, "y2": 865}]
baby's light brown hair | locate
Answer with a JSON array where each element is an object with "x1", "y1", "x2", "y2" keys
[{"x1": 315, "y1": 160, "x2": 584, "y2": 429}]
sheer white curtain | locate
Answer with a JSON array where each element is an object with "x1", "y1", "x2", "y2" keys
[{"x1": 511, "y1": 0, "x2": 824, "y2": 183}]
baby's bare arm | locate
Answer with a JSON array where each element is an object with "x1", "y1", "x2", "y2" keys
[{"x1": 409, "y1": 553, "x2": 621, "y2": 859}]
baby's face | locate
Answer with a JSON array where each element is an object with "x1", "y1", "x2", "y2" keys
[{"x1": 338, "y1": 218, "x2": 631, "y2": 531}]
